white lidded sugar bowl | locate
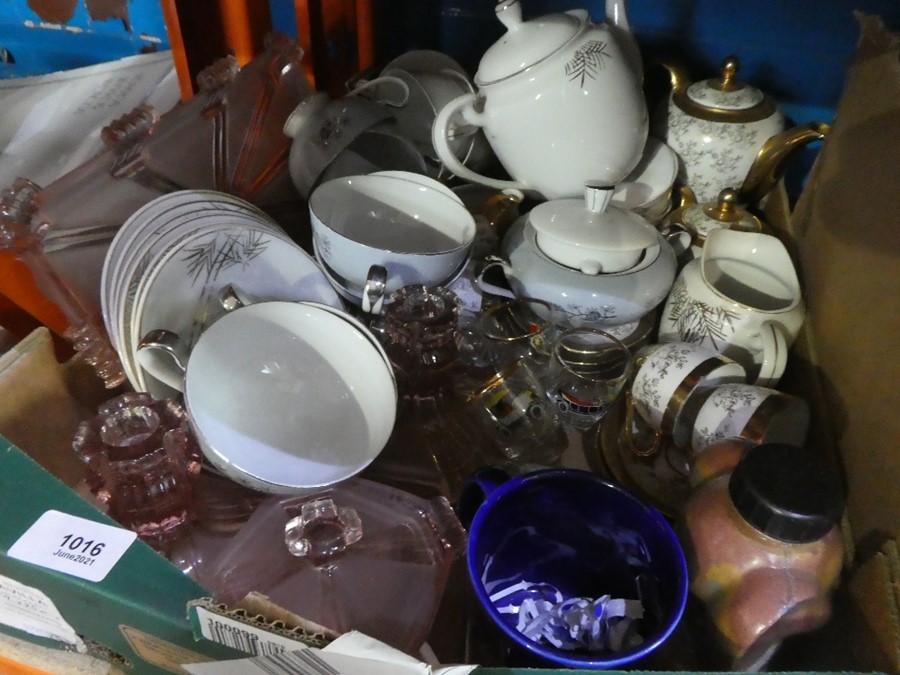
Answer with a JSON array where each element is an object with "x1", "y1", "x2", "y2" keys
[{"x1": 479, "y1": 184, "x2": 677, "y2": 328}]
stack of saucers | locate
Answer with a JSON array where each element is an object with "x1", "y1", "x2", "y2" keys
[{"x1": 101, "y1": 190, "x2": 342, "y2": 399}]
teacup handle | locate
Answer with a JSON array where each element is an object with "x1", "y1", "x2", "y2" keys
[
  {"x1": 623, "y1": 392, "x2": 664, "y2": 457},
  {"x1": 754, "y1": 321, "x2": 788, "y2": 388},
  {"x1": 348, "y1": 75, "x2": 410, "y2": 108},
  {"x1": 361, "y1": 264, "x2": 388, "y2": 315},
  {"x1": 432, "y1": 93, "x2": 530, "y2": 193},
  {"x1": 136, "y1": 329, "x2": 189, "y2": 392},
  {"x1": 475, "y1": 256, "x2": 516, "y2": 300},
  {"x1": 438, "y1": 67, "x2": 476, "y2": 91},
  {"x1": 218, "y1": 284, "x2": 253, "y2": 312},
  {"x1": 659, "y1": 222, "x2": 693, "y2": 258}
]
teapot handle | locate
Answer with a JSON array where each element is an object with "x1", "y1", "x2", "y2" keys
[
  {"x1": 432, "y1": 92, "x2": 532, "y2": 194},
  {"x1": 474, "y1": 256, "x2": 517, "y2": 300}
]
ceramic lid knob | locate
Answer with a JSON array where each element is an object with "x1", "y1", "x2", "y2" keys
[
  {"x1": 704, "y1": 188, "x2": 742, "y2": 222},
  {"x1": 718, "y1": 55, "x2": 740, "y2": 90},
  {"x1": 671, "y1": 187, "x2": 765, "y2": 244}
]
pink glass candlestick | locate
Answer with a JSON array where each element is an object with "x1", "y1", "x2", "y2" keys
[{"x1": 73, "y1": 392, "x2": 202, "y2": 549}]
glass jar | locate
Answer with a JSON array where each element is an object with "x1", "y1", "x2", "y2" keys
[{"x1": 680, "y1": 442, "x2": 845, "y2": 670}]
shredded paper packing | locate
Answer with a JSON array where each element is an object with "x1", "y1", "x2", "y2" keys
[{"x1": 484, "y1": 565, "x2": 645, "y2": 653}]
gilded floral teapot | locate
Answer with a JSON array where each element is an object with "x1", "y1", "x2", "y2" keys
[
  {"x1": 432, "y1": 0, "x2": 647, "y2": 200},
  {"x1": 654, "y1": 56, "x2": 829, "y2": 204},
  {"x1": 663, "y1": 187, "x2": 765, "y2": 261}
]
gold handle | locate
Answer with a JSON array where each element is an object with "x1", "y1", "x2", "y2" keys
[
  {"x1": 656, "y1": 60, "x2": 691, "y2": 98},
  {"x1": 623, "y1": 392, "x2": 664, "y2": 457},
  {"x1": 476, "y1": 189, "x2": 524, "y2": 241}
]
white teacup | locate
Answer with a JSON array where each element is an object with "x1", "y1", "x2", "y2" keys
[
  {"x1": 354, "y1": 67, "x2": 491, "y2": 177},
  {"x1": 611, "y1": 137, "x2": 679, "y2": 224},
  {"x1": 309, "y1": 171, "x2": 476, "y2": 296},
  {"x1": 657, "y1": 229, "x2": 805, "y2": 387},
  {"x1": 690, "y1": 383, "x2": 810, "y2": 455},
  {"x1": 137, "y1": 301, "x2": 397, "y2": 494},
  {"x1": 629, "y1": 342, "x2": 747, "y2": 448},
  {"x1": 349, "y1": 49, "x2": 493, "y2": 178}
]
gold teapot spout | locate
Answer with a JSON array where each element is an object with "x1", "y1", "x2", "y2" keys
[{"x1": 739, "y1": 121, "x2": 831, "y2": 207}]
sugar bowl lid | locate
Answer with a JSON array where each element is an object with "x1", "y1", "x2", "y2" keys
[
  {"x1": 674, "y1": 55, "x2": 778, "y2": 123},
  {"x1": 530, "y1": 183, "x2": 659, "y2": 274},
  {"x1": 475, "y1": 1, "x2": 588, "y2": 86}
]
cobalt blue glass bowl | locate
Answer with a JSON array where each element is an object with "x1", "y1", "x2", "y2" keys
[{"x1": 463, "y1": 467, "x2": 688, "y2": 669}]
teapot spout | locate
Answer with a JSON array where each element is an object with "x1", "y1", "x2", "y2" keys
[
  {"x1": 605, "y1": 0, "x2": 643, "y2": 81},
  {"x1": 739, "y1": 121, "x2": 831, "y2": 207}
]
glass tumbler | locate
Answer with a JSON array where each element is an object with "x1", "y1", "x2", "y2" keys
[
  {"x1": 461, "y1": 298, "x2": 568, "y2": 467},
  {"x1": 545, "y1": 328, "x2": 632, "y2": 431},
  {"x1": 477, "y1": 297, "x2": 559, "y2": 370}
]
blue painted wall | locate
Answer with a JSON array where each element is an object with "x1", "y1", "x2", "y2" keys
[{"x1": 437, "y1": 0, "x2": 900, "y2": 109}]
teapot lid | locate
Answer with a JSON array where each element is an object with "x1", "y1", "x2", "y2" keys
[
  {"x1": 475, "y1": 1, "x2": 588, "y2": 86},
  {"x1": 530, "y1": 183, "x2": 659, "y2": 274},
  {"x1": 675, "y1": 56, "x2": 778, "y2": 123},
  {"x1": 672, "y1": 188, "x2": 764, "y2": 244}
]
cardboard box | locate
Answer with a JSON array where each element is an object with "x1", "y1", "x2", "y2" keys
[
  {"x1": 0, "y1": 330, "x2": 337, "y2": 674},
  {"x1": 769, "y1": 12, "x2": 900, "y2": 671},
  {"x1": 0, "y1": 12, "x2": 898, "y2": 675}
]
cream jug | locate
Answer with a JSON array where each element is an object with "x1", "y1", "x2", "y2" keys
[
  {"x1": 657, "y1": 229, "x2": 805, "y2": 387},
  {"x1": 432, "y1": 0, "x2": 648, "y2": 200}
]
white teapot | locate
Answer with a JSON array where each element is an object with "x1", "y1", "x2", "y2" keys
[{"x1": 432, "y1": 0, "x2": 648, "y2": 200}]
